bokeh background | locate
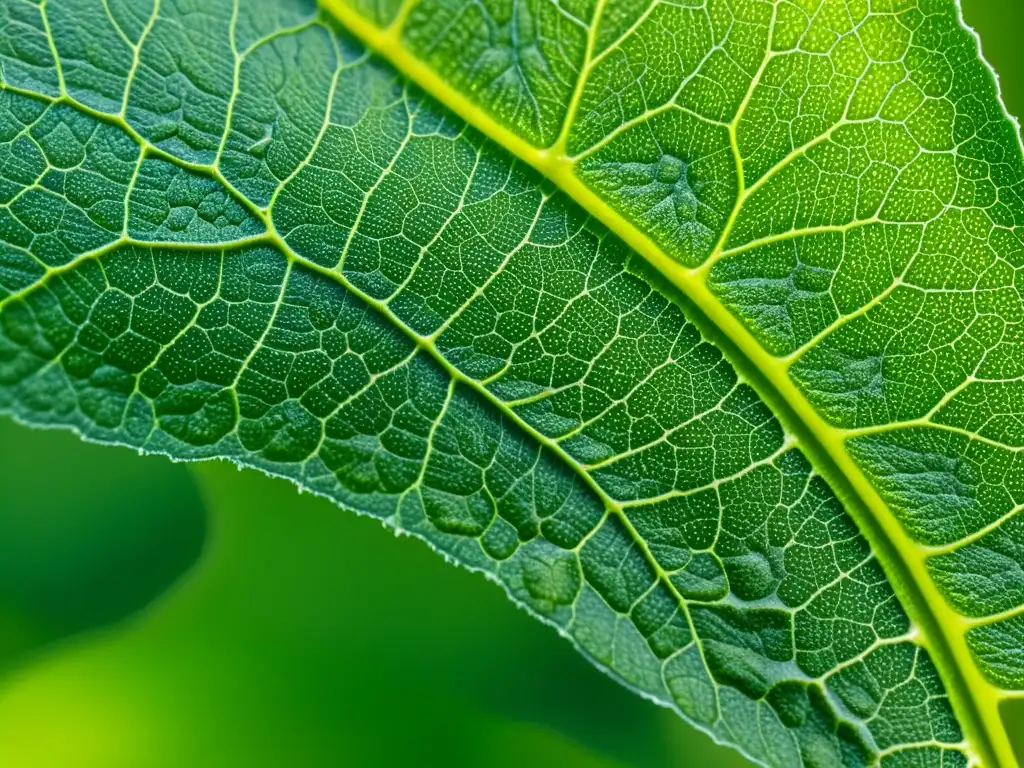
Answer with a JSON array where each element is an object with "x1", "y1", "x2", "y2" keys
[{"x1": 0, "y1": 2, "x2": 1021, "y2": 765}]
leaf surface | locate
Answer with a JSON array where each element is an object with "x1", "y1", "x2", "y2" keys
[{"x1": 0, "y1": 0, "x2": 1020, "y2": 764}]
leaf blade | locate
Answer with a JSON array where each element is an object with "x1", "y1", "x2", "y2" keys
[{"x1": 2, "y1": 0, "x2": 1020, "y2": 764}]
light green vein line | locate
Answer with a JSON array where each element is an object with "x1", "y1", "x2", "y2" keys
[
  {"x1": 119, "y1": 0, "x2": 160, "y2": 119},
  {"x1": 0, "y1": 233, "x2": 275, "y2": 313},
  {"x1": 39, "y1": 0, "x2": 66, "y2": 96}
]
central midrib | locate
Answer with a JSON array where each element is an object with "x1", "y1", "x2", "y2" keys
[{"x1": 318, "y1": 2, "x2": 1016, "y2": 765}]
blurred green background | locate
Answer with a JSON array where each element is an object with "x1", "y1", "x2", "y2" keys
[{"x1": 0, "y1": 2, "x2": 1022, "y2": 765}]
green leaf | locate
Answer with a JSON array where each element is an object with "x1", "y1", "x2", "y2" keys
[{"x1": 0, "y1": 0, "x2": 1020, "y2": 764}]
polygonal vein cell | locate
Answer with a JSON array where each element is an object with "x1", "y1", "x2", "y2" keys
[{"x1": 0, "y1": 1, "x2": 1004, "y2": 766}]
